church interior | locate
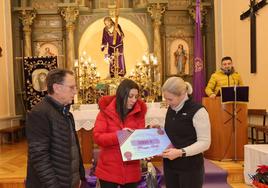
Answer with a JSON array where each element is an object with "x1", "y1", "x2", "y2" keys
[{"x1": 1, "y1": 0, "x2": 268, "y2": 187}]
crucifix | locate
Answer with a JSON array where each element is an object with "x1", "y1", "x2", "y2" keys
[{"x1": 240, "y1": 0, "x2": 267, "y2": 73}]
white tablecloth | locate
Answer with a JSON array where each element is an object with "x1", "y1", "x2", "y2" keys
[
  {"x1": 244, "y1": 144, "x2": 268, "y2": 184},
  {"x1": 71, "y1": 102, "x2": 167, "y2": 131}
]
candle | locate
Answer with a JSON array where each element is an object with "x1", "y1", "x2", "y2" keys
[
  {"x1": 74, "y1": 59, "x2": 79, "y2": 67},
  {"x1": 91, "y1": 63, "x2": 96, "y2": 68},
  {"x1": 88, "y1": 56, "x2": 92, "y2": 63},
  {"x1": 83, "y1": 61, "x2": 88, "y2": 67},
  {"x1": 74, "y1": 94, "x2": 78, "y2": 104},
  {"x1": 153, "y1": 58, "x2": 158, "y2": 65},
  {"x1": 130, "y1": 70, "x2": 134, "y2": 76},
  {"x1": 96, "y1": 72, "x2": 100, "y2": 80},
  {"x1": 142, "y1": 55, "x2": 149, "y2": 64},
  {"x1": 150, "y1": 53, "x2": 154, "y2": 60},
  {"x1": 80, "y1": 56, "x2": 84, "y2": 62}
]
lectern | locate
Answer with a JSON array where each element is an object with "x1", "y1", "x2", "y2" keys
[{"x1": 202, "y1": 90, "x2": 248, "y2": 160}]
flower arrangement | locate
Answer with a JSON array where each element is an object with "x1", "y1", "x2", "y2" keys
[{"x1": 250, "y1": 165, "x2": 268, "y2": 188}]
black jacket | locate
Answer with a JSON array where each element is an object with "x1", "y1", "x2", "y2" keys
[{"x1": 26, "y1": 96, "x2": 85, "y2": 188}]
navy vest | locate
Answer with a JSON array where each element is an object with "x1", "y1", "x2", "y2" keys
[{"x1": 164, "y1": 99, "x2": 204, "y2": 171}]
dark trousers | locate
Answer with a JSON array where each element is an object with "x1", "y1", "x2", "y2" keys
[
  {"x1": 164, "y1": 165, "x2": 204, "y2": 188},
  {"x1": 99, "y1": 179, "x2": 138, "y2": 188}
]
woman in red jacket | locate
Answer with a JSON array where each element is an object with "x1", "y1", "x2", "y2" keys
[{"x1": 93, "y1": 79, "x2": 147, "y2": 188}]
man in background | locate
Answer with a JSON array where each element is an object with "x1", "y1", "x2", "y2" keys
[{"x1": 205, "y1": 56, "x2": 243, "y2": 98}]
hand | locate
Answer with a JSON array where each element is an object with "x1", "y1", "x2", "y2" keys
[
  {"x1": 162, "y1": 148, "x2": 181, "y2": 160},
  {"x1": 209, "y1": 93, "x2": 216, "y2": 98},
  {"x1": 101, "y1": 46, "x2": 105, "y2": 51},
  {"x1": 122, "y1": 127, "x2": 134, "y2": 132}
]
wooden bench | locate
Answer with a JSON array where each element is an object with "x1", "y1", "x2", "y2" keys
[{"x1": 0, "y1": 125, "x2": 25, "y2": 144}]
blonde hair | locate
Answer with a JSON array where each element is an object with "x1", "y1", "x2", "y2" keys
[{"x1": 162, "y1": 76, "x2": 193, "y2": 96}]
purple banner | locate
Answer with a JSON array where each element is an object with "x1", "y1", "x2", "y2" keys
[{"x1": 193, "y1": 0, "x2": 205, "y2": 103}]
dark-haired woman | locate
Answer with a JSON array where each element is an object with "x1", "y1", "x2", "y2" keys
[{"x1": 93, "y1": 79, "x2": 147, "y2": 188}]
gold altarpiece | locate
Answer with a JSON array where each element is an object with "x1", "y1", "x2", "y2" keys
[{"x1": 12, "y1": 0, "x2": 214, "y2": 163}]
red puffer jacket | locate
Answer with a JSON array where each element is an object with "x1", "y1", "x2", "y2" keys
[{"x1": 93, "y1": 96, "x2": 147, "y2": 185}]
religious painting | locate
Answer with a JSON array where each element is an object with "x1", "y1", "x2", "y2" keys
[
  {"x1": 38, "y1": 43, "x2": 58, "y2": 57},
  {"x1": 168, "y1": 39, "x2": 190, "y2": 76},
  {"x1": 32, "y1": 69, "x2": 49, "y2": 92},
  {"x1": 23, "y1": 56, "x2": 57, "y2": 110}
]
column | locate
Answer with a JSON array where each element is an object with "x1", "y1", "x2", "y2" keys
[
  {"x1": 0, "y1": 1, "x2": 23, "y2": 127},
  {"x1": 19, "y1": 9, "x2": 36, "y2": 57},
  {"x1": 147, "y1": 0, "x2": 167, "y2": 83},
  {"x1": 60, "y1": 6, "x2": 79, "y2": 70},
  {"x1": 188, "y1": 1, "x2": 209, "y2": 28}
]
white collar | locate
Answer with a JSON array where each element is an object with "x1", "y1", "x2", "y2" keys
[{"x1": 172, "y1": 94, "x2": 189, "y2": 113}]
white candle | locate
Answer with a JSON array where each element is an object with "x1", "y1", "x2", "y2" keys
[
  {"x1": 74, "y1": 59, "x2": 79, "y2": 67},
  {"x1": 74, "y1": 94, "x2": 78, "y2": 104},
  {"x1": 88, "y1": 56, "x2": 92, "y2": 63},
  {"x1": 153, "y1": 58, "x2": 158, "y2": 65}
]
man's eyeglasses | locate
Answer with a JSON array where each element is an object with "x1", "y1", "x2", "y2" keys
[{"x1": 58, "y1": 83, "x2": 77, "y2": 90}]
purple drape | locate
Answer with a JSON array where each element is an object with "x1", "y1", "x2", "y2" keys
[{"x1": 193, "y1": 0, "x2": 205, "y2": 103}]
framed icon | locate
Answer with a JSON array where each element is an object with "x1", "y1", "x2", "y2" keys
[{"x1": 23, "y1": 56, "x2": 57, "y2": 110}]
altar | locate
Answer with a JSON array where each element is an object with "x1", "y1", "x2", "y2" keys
[{"x1": 72, "y1": 102, "x2": 167, "y2": 163}]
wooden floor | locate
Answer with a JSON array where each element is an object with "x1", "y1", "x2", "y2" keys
[{"x1": 0, "y1": 139, "x2": 252, "y2": 188}]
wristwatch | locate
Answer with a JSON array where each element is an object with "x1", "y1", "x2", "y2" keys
[{"x1": 181, "y1": 148, "x2": 186, "y2": 157}]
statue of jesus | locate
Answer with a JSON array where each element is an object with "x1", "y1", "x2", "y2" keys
[{"x1": 101, "y1": 16, "x2": 126, "y2": 78}]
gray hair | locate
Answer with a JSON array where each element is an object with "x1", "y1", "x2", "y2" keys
[{"x1": 162, "y1": 77, "x2": 193, "y2": 96}]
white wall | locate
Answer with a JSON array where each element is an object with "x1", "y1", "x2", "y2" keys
[{"x1": 214, "y1": 0, "x2": 268, "y2": 109}]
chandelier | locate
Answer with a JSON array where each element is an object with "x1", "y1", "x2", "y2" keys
[
  {"x1": 73, "y1": 51, "x2": 100, "y2": 104},
  {"x1": 72, "y1": 51, "x2": 162, "y2": 107},
  {"x1": 129, "y1": 53, "x2": 161, "y2": 102}
]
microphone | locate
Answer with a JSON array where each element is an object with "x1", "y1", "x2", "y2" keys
[
  {"x1": 221, "y1": 67, "x2": 233, "y2": 86},
  {"x1": 221, "y1": 67, "x2": 234, "y2": 76},
  {"x1": 224, "y1": 68, "x2": 232, "y2": 76}
]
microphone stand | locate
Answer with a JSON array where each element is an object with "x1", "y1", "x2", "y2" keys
[
  {"x1": 225, "y1": 69, "x2": 237, "y2": 161},
  {"x1": 233, "y1": 85, "x2": 237, "y2": 161},
  {"x1": 227, "y1": 68, "x2": 237, "y2": 161},
  {"x1": 227, "y1": 69, "x2": 237, "y2": 161}
]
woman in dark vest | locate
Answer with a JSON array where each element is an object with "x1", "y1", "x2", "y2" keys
[{"x1": 161, "y1": 76, "x2": 211, "y2": 188}]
